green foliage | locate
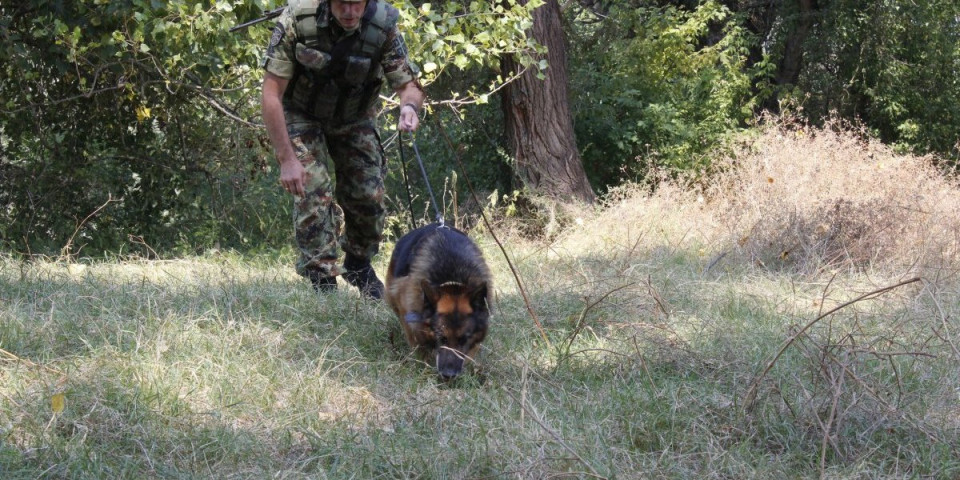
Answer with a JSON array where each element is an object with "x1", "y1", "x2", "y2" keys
[
  {"x1": 3, "y1": 0, "x2": 956, "y2": 256},
  {"x1": 776, "y1": 0, "x2": 960, "y2": 161},
  {"x1": 398, "y1": 0, "x2": 545, "y2": 86},
  {"x1": 568, "y1": 1, "x2": 770, "y2": 190},
  {"x1": 377, "y1": 1, "x2": 548, "y2": 231},
  {"x1": 0, "y1": 0, "x2": 544, "y2": 257},
  {"x1": 380, "y1": 100, "x2": 514, "y2": 236},
  {"x1": 0, "y1": 1, "x2": 284, "y2": 256},
  {"x1": 391, "y1": 0, "x2": 548, "y2": 127}
]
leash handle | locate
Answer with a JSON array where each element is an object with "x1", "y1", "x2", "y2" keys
[{"x1": 407, "y1": 131, "x2": 444, "y2": 226}]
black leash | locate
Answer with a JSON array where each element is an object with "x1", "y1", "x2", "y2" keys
[
  {"x1": 396, "y1": 133, "x2": 418, "y2": 232},
  {"x1": 398, "y1": 131, "x2": 444, "y2": 227}
]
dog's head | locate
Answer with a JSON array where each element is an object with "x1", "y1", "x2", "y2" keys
[{"x1": 412, "y1": 280, "x2": 489, "y2": 380}]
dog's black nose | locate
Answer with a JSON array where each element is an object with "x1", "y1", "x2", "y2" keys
[
  {"x1": 438, "y1": 367, "x2": 461, "y2": 381},
  {"x1": 437, "y1": 351, "x2": 464, "y2": 381}
]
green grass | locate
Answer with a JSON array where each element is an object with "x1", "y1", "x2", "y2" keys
[
  {"x1": 4, "y1": 124, "x2": 960, "y2": 478},
  {"x1": 2, "y1": 245, "x2": 957, "y2": 479}
]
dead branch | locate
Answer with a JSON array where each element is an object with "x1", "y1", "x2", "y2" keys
[
  {"x1": 742, "y1": 276, "x2": 922, "y2": 412},
  {"x1": 504, "y1": 389, "x2": 607, "y2": 479},
  {"x1": 60, "y1": 195, "x2": 119, "y2": 261}
]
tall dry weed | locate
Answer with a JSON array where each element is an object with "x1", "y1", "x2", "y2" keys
[
  {"x1": 542, "y1": 118, "x2": 960, "y2": 470},
  {"x1": 542, "y1": 115, "x2": 960, "y2": 287},
  {"x1": 704, "y1": 117, "x2": 960, "y2": 275}
]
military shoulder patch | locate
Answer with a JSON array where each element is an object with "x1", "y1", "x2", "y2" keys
[{"x1": 391, "y1": 35, "x2": 408, "y2": 58}]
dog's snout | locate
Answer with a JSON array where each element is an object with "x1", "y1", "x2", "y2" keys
[{"x1": 437, "y1": 349, "x2": 464, "y2": 380}]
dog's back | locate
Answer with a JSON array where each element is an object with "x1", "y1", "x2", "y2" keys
[{"x1": 385, "y1": 223, "x2": 491, "y2": 379}]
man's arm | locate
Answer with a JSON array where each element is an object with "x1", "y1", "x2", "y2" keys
[
  {"x1": 379, "y1": 22, "x2": 425, "y2": 133},
  {"x1": 262, "y1": 72, "x2": 306, "y2": 197},
  {"x1": 395, "y1": 80, "x2": 425, "y2": 132}
]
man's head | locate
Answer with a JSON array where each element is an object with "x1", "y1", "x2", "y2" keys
[{"x1": 330, "y1": 0, "x2": 367, "y2": 32}]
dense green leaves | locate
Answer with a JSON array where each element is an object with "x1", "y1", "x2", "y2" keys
[
  {"x1": 0, "y1": 0, "x2": 545, "y2": 256},
  {"x1": 569, "y1": 1, "x2": 767, "y2": 189},
  {"x1": 401, "y1": 0, "x2": 543, "y2": 77},
  {"x1": 782, "y1": 0, "x2": 960, "y2": 157},
  {"x1": 394, "y1": 0, "x2": 546, "y2": 109},
  {"x1": 0, "y1": 1, "x2": 277, "y2": 256}
]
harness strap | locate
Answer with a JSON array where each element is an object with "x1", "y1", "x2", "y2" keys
[{"x1": 289, "y1": 0, "x2": 321, "y2": 42}]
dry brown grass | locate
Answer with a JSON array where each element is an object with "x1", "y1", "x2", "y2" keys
[
  {"x1": 524, "y1": 118, "x2": 960, "y2": 476},
  {"x1": 554, "y1": 116, "x2": 960, "y2": 278},
  {"x1": 706, "y1": 117, "x2": 960, "y2": 275}
]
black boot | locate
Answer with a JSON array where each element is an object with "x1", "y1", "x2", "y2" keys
[
  {"x1": 342, "y1": 254, "x2": 384, "y2": 300},
  {"x1": 308, "y1": 271, "x2": 337, "y2": 293}
]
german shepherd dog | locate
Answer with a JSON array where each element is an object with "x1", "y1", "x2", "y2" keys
[{"x1": 385, "y1": 223, "x2": 492, "y2": 380}]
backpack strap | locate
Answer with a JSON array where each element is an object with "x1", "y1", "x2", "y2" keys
[
  {"x1": 288, "y1": 0, "x2": 327, "y2": 47},
  {"x1": 358, "y1": 1, "x2": 398, "y2": 58}
]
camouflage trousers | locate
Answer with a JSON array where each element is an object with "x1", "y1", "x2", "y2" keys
[{"x1": 286, "y1": 111, "x2": 387, "y2": 279}]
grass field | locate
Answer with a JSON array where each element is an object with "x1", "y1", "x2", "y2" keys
[{"x1": 3, "y1": 121, "x2": 960, "y2": 478}]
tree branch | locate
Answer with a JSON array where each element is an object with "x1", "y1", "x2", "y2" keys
[{"x1": 742, "y1": 276, "x2": 922, "y2": 412}]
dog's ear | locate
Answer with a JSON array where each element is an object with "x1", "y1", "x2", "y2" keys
[
  {"x1": 421, "y1": 279, "x2": 440, "y2": 304},
  {"x1": 469, "y1": 282, "x2": 489, "y2": 311}
]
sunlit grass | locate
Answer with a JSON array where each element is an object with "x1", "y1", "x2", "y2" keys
[{"x1": 3, "y1": 121, "x2": 960, "y2": 478}]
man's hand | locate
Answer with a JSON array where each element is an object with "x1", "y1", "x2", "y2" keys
[
  {"x1": 399, "y1": 103, "x2": 419, "y2": 132},
  {"x1": 262, "y1": 72, "x2": 306, "y2": 197},
  {"x1": 279, "y1": 158, "x2": 307, "y2": 197},
  {"x1": 395, "y1": 80, "x2": 425, "y2": 132}
]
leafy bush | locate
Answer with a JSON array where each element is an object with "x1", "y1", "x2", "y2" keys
[
  {"x1": 568, "y1": 1, "x2": 771, "y2": 190},
  {"x1": 0, "y1": 1, "x2": 277, "y2": 256},
  {"x1": 778, "y1": 0, "x2": 960, "y2": 162},
  {"x1": 0, "y1": 0, "x2": 544, "y2": 257}
]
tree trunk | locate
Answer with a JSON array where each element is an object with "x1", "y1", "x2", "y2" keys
[
  {"x1": 762, "y1": 0, "x2": 820, "y2": 112},
  {"x1": 501, "y1": 0, "x2": 595, "y2": 204}
]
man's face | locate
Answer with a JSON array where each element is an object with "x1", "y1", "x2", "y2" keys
[{"x1": 330, "y1": 0, "x2": 367, "y2": 31}]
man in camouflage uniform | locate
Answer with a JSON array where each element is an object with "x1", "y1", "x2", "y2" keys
[{"x1": 261, "y1": 0, "x2": 424, "y2": 299}]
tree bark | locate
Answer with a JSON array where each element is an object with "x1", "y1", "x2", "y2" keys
[
  {"x1": 778, "y1": 0, "x2": 818, "y2": 85},
  {"x1": 501, "y1": 0, "x2": 596, "y2": 204},
  {"x1": 762, "y1": 0, "x2": 820, "y2": 112}
]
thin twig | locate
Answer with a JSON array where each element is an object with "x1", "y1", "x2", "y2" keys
[
  {"x1": 646, "y1": 274, "x2": 670, "y2": 319},
  {"x1": 565, "y1": 283, "x2": 634, "y2": 345},
  {"x1": 820, "y1": 356, "x2": 846, "y2": 475},
  {"x1": 504, "y1": 389, "x2": 606, "y2": 479},
  {"x1": 566, "y1": 348, "x2": 629, "y2": 358},
  {"x1": 632, "y1": 336, "x2": 657, "y2": 390},
  {"x1": 0, "y1": 347, "x2": 64, "y2": 375},
  {"x1": 60, "y1": 195, "x2": 119, "y2": 261},
  {"x1": 703, "y1": 250, "x2": 728, "y2": 274},
  {"x1": 743, "y1": 276, "x2": 921, "y2": 412},
  {"x1": 924, "y1": 281, "x2": 960, "y2": 363},
  {"x1": 818, "y1": 341, "x2": 942, "y2": 444},
  {"x1": 382, "y1": 65, "x2": 531, "y2": 111}
]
